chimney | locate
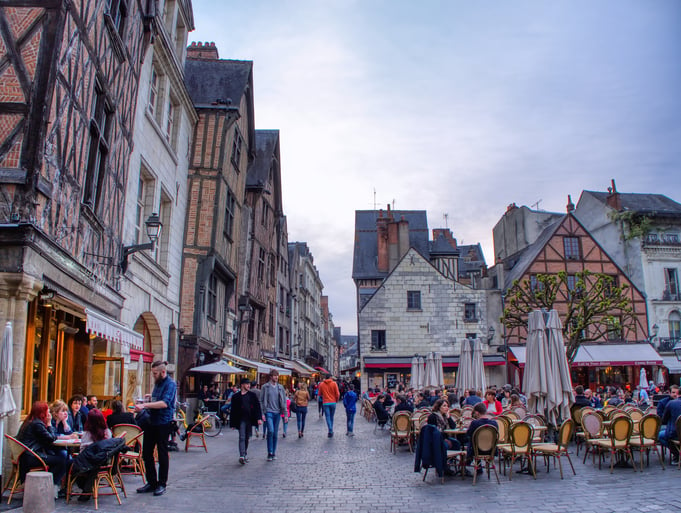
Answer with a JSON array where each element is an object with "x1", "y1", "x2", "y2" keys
[
  {"x1": 376, "y1": 209, "x2": 390, "y2": 272},
  {"x1": 506, "y1": 203, "x2": 518, "y2": 213},
  {"x1": 566, "y1": 194, "x2": 575, "y2": 213},
  {"x1": 432, "y1": 228, "x2": 457, "y2": 250},
  {"x1": 397, "y1": 216, "x2": 410, "y2": 261},
  {"x1": 606, "y1": 179, "x2": 621, "y2": 211},
  {"x1": 187, "y1": 41, "x2": 219, "y2": 60}
]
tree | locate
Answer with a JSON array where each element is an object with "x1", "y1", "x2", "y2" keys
[{"x1": 501, "y1": 270, "x2": 637, "y2": 363}]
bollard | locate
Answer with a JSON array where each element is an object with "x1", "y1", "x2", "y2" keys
[{"x1": 23, "y1": 471, "x2": 55, "y2": 513}]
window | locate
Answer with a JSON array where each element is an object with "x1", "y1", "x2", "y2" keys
[
  {"x1": 261, "y1": 201, "x2": 269, "y2": 227},
  {"x1": 207, "y1": 274, "x2": 217, "y2": 319},
  {"x1": 106, "y1": 0, "x2": 127, "y2": 36},
  {"x1": 371, "y1": 330, "x2": 386, "y2": 351},
  {"x1": 563, "y1": 237, "x2": 581, "y2": 260},
  {"x1": 83, "y1": 83, "x2": 112, "y2": 211},
  {"x1": 529, "y1": 275, "x2": 545, "y2": 294},
  {"x1": 603, "y1": 275, "x2": 618, "y2": 298},
  {"x1": 224, "y1": 190, "x2": 236, "y2": 239},
  {"x1": 464, "y1": 303, "x2": 477, "y2": 321},
  {"x1": 663, "y1": 233, "x2": 680, "y2": 244},
  {"x1": 407, "y1": 291, "x2": 421, "y2": 310},
  {"x1": 257, "y1": 248, "x2": 266, "y2": 282},
  {"x1": 231, "y1": 127, "x2": 242, "y2": 169},
  {"x1": 148, "y1": 67, "x2": 159, "y2": 116},
  {"x1": 269, "y1": 253, "x2": 276, "y2": 287},
  {"x1": 606, "y1": 317, "x2": 622, "y2": 341},
  {"x1": 669, "y1": 311, "x2": 681, "y2": 340},
  {"x1": 269, "y1": 302, "x2": 274, "y2": 336},
  {"x1": 157, "y1": 190, "x2": 171, "y2": 267},
  {"x1": 165, "y1": 98, "x2": 175, "y2": 142},
  {"x1": 665, "y1": 268, "x2": 679, "y2": 299}
]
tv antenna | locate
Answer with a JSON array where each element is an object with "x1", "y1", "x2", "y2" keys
[
  {"x1": 531, "y1": 199, "x2": 543, "y2": 211},
  {"x1": 443, "y1": 213, "x2": 449, "y2": 228}
]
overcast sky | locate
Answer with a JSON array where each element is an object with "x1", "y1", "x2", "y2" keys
[{"x1": 190, "y1": 1, "x2": 681, "y2": 335}]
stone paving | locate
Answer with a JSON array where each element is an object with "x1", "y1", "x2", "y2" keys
[{"x1": 6, "y1": 409, "x2": 681, "y2": 513}]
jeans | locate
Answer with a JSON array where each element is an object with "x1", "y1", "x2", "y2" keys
[
  {"x1": 323, "y1": 403, "x2": 336, "y2": 434},
  {"x1": 238, "y1": 421, "x2": 251, "y2": 458},
  {"x1": 265, "y1": 411, "x2": 281, "y2": 455},
  {"x1": 296, "y1": 406, "x2": 308, "y2": 433},
  {"x1": 142, "y1": 422, "x2": 172, "y2": 487},
  {"x1": 346, "y1": 410, "x2": 356, "y2": 433},
  {"x1": 318, "y1": 397, "x2": 324, "y2": 416}
]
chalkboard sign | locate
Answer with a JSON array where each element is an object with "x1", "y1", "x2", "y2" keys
[{"x1": 386, "y1": 373, "x2": 398, "y2": 389}]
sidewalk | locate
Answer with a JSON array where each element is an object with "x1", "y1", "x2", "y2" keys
[{"x1": 6, "y1": 408, "x2": 681, "y2": 513}]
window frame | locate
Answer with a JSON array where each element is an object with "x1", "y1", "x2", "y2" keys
[
  {"x1": 464, "y1": 303, "x2": 477, "y2": 322},
  {"x1": 563, "y1": 236, "x2": 581, "y2": 260},
  {"x1": 406, "y1": 290, "x2": 421, "y2": 310},
  {"x1": 83, "y1": 82, "x2": 112, "y2": 212},
  {"x1": 370, "y1": 330, "x2": 386, "y2": 351}
]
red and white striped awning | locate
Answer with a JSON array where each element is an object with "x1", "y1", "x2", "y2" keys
[{"x1": 85, "y1": 308, "x2": 143, "y2": 350}]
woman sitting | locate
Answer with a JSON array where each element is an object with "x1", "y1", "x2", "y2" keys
[
  {"x1": 67, "y1": 395, "x2": 86, "y2": 433},
  {"x1": 51, "y1": 400, "x2": 77, "y2": 436},
  {"x1": 428, "y1": 399, "x2": 461, "y2": 450},
  {"x1": 80, "y1": 409, "x2": 111, "y2": 447},
  {"x1": 482, "y1": 390, "x2": 503, "y2": 415},
  {"x1": 17, "y1": 401, "x2": 71, "y2": 496},
  {"x1": 106, "y1": 400, "x2": 136, "y2": 429},
  {"x1": 373, "y1": 395, "x2": 391, "y2": 427}
]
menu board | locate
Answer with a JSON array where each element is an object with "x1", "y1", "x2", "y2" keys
[{"x1": 386, "y1": 373, "x2": 398, "y2": 389}]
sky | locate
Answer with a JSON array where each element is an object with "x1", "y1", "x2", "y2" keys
[{"x1": 190, "y1": 1, "x2": 681, "y2": 336}]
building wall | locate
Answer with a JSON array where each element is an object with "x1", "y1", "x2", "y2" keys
[{"x1": 358, "y1": 248, "x2": 488, "y2": 391}]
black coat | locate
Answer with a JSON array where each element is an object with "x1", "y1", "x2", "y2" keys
[
  {"x1": 17, "y1": 419, "x2": 57, "y2": 459},
  {"x1": 414, "y1": 424, "x2": 447, "y2": 477},
  {"x1": 106, "y1": 412, "x2": 137, "y2": 429},
  {"x1": 72, "y1": 437, "x2": 128, "y2": 474},
  {"x1": 229, "y1": 390, "x2": 262, "y2": 428}
]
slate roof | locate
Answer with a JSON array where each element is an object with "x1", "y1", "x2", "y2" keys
[
  {"x1": 458, "y1": 243, "x2": 487, "y2": 276},
  {"x1": 352, "y1": 210, "x2": 430, "y2": 280},
  {"x1": 585, "y1": 191, "x2": 681, "y2": 217},
  {"x1": 429, "y1": 232, "x2": 460, "y2": 256},
  {"x1": 184, "y1": 59, "x2": 252, "y2": 107},
  {"x1": 247, "y1": 130, "x2": 279, "y2": 188}
]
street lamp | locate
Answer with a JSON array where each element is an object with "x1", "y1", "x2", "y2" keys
[
  {"x1": 648, "y1": 323, "x2": 659, "y2": 344},
  {"x1": 120, "y1": 213, "x2": 162, "y2": 273},
  {"x1": 487, "y1": 325, "x2": 496, "y2": 343}
]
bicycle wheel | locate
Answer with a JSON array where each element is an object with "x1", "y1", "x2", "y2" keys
[{"x1": 203, "y1": 414, "x2": 222, "y2": 437}]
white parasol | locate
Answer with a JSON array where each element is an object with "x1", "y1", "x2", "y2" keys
[
  {"x1": 523, "y1": 310, "x2": 549, "y2": 418},
  {"x1": 134, "y1": 355, "x2": 145, "y2": 401},
  {"x1": 471, "y1": 338, "x2": 487, "y2": 394},
  {"x1": 0, "y1": 322, "x2": 17, "y2": 484},
  {"x1": 545, "y1": 310, "x2": 574, "y2": 426},
  {"x1": 434, "y1": 352, "x2": 445, "y2": 388},
  {"x1": 409, "y1": 356, "x2": 422, "y2": 390},
  {"x1": 455, "y1": 339, "x2": 473, "y2": 393},
  {"x1": 417, "y1": 356, "x2": 425, "y2": 389},
  {"x1": 639, "y1": 368, "x2": 648, "y2": 390}
]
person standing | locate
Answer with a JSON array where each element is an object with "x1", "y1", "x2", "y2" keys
[
  {"x1": 318, "y1": 373, "x2": 340, "y2": 437},
  {"x1": 250, "y1": 381, "x2": 262, "y2": 438},
  {"x1": 229, "y1": 377, "x2": 262, "y2": 464},
  {"x1": 260, "y1": 369, "x2": 287, "y2": 461},
  {"x1": 293, "y1": 382, "x2": 310, "y2": 438},
  {"x1": 343, "y1": 383, "x2": 358, "y2": 436},
  {"x1": 135, "y1": 360, "x2": 176, "y2": 497}
]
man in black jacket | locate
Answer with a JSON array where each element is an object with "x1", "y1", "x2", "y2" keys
[{"x1": 229, "y1": 377, "x2": 263, "y2": 465}]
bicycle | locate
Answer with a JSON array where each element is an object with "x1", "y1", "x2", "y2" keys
[{"x1": 175, "y1": 402, "x2": 222, "y2": 437}]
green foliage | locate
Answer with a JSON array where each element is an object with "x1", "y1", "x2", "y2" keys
[
  {"x1": 608, "y1": 210, "x2": 653, "y2": 241},
  {"x1": 501, "y1": 270, "x2": 636, "y2": 363}
]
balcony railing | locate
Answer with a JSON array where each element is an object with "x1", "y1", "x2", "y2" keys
[
  {"x1": 644, "y1": 233, "x2": 681, "y2": 246},
  {"x1": 657, "y1": 337, "x2": 681, "y2": 352}
]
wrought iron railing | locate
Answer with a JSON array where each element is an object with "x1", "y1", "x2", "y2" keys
[{"x1": 657, "y1": 337, "x2": 681, "y2": 352}]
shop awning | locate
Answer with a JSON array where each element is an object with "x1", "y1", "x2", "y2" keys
[
  {"x1": 294, "y1": 360, "x2": 317, "y2": 374},
  {"x1": 511, "y1": 343, "x2": 662, "y2": 368},
  {"x1": 222, "y1": 352, "x2": 291, "y2": 375},
  {"x1": 363, "y1": 355, "x2": 505, "y2": 368},
  {"x1": 277, "y1": 358, "x2": 313, "y2": 377},
  {"x1": 85, "y1": 308, "x2": 143, "y2": 350},
  {"x1": 315, "y1": 366, "x2": 330, "y2": 375},
  {"x1": 573, "y1": 343, "x2": 662, "y2": 367},
  {"x1": 662, "y1": 356, "x2": 681, "y2": 374},
  {"x1": 188, "y1": 360, "x2": 247, "y2": 374}
]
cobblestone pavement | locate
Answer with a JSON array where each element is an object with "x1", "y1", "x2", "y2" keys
[{"x1": 7, "y1": 409, "x2": 681, "y2": 513}]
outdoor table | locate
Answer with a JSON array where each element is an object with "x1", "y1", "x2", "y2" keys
[
  {"x1": 444, "y1": 428, "x2": 468, "y2": 436},
  {"x1": 203, "y1": 399, "x2": 226, "y2": 412}
]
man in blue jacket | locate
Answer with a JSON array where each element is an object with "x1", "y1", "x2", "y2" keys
[
  {"x1": 661, "y1": 391, "x2": 681, "y2": 465},
  {"x1": 343, "y1": 384, "x2": 358, "y2": 436}
]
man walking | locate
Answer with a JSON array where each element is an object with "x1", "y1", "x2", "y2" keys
[
  {"x1": 343, "y1": 383, "x2": 358, "y2": 436},
  {"x1": 229, "y1": 377, "x2": 262, "y2": 464},
  {"x1": 260, "y1": 369, "x2": 287, "y2": 461},
  {"x1": 135, "y1": 360, "x2": 176, "y2": 497},
  {"x1": 318, "y1": 373, "x2": 340, "y2": 437}
]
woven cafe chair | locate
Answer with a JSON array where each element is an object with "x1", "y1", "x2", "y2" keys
[
  {"x1": 112, "y1": 424, "x2": 145, "y2": 482},
  {"x1": 390, "y1": 411, "x2": 413, "y2": 453},
  {"x1": 471, "y1": 424, "x2": 500, "y2": 485},
  {"x1": 2, "y1": 435, "x2": 48, "y2": 504},
  {"x1": 185, "y1": 417, "x2": 211, "y2": 452},
  {"x1": 532, "y1": 419, "x2": 576, "y2": 479},
  {"x1": 499, "y1": 421, "x2": 536, "y2": 480},
  {"x1": 581, "y1": 411, "x2": 606, "y2": 465},
  {"x1": 592, "y1": 415, "x2": 636, "y2": 474},
  {"x1": 629, "y1": 413, "x2": 664, "y2": 471}
]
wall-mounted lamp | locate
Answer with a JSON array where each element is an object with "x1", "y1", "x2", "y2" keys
[
  {"x1": 120, "y1": 213, "x2": 162, "y2": 273},
  {"x1": 648, "y1": 323, "x2": 659, "y2": 344},
  {"x1": 487, "y1": 325, "x2": 496, "y2": 342}
]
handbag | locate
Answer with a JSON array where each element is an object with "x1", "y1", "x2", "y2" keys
[{"x1": 290, "y1": 396, "x2": 298, "y2": 414}]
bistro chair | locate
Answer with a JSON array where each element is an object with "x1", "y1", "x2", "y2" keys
[
  {"x1": 499, "y1": 421, "x2": 536, "y2": 480},
  {"x1": 629, "y1": 413, "x2": 664, "y2": 471},
  {"x1": 185, "y1": 417, "x2": 211, "y2": 452},
  {"x1": 471, "y1": 424, "x2": 500, "y2": 485},
  {"x1": 390, "y1": 411, "x2": 413, "y2": 453},
  {"x1": 573, "y1": 406, "x2": 593, "y2": 456},
  {"x1": 532, "y1": 419, "x2": 576, "y2": 479},
  {"x1": 112, "y1": 424, "x2": 145, "y2": 482},
  {"x1": 522, "y1": 414, "x2": 546, "y2": 442},
  {"x1": 669, "y1": 416, "x2": 681, "y2": 469},
  {"x1": 592, "y1": 415, "x2": 636, "y2": 474},
  {"x1": 581, "y1": 411, "x2": 606, "y2": 465},
  {"x1": 3, "y1": 435, "x2": 48, "y2": 504}
]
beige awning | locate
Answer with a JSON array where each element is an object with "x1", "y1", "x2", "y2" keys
[{"x1": 85, "y1": 308, "x2": 143, "y2": 350}]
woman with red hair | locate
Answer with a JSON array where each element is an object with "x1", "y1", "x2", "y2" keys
[
  {"x1": 17, "y1": 401, "x2": 70, "y2": 495},
  {"x1": 80, "y1": 409, "x2": 112, "y2": 446}
]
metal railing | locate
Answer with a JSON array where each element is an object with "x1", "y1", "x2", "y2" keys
[{"x1": 657, "y1": 337, "x2": 681, "y2": 352}]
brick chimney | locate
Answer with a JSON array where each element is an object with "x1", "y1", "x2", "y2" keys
[
  {"x1": 606, "y1": 179, "x2": 621, "y2": 211},
  {"x1": 187, "y1": 41, "x2": 219, "y2": 60},
  {"x1": 376, "y1": 208, "x2": 391, "y2": 273},
  {"x1": 566, "y1": 194, "x2": 575, "y2": 213}
]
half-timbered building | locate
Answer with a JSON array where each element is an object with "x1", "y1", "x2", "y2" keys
[{"x1": 0, "y1": 1, "x2": 147, "y2": 433}]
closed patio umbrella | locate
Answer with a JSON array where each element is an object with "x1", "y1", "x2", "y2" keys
[
  {"x1": 545, "y1": 310, "x2": 574, "y2": 426},
  {"x1": 0, "y1": 322, "x2": 17, "y2": 484},
  {"x1": 456, "y1": 339, "x2": 473, "y2": 393},
  {"x1": 472, "y1": 338, "x2": 486, "y2": 394},
  {"x1": 523, "y1": 310, "x2": 549, "y2": 418},
  {"x1": 656, "y1": 367, "x2": 665, "y2": 387},
  {"x1": 409, "y1": 356, "x2": 420, "y2": 390},
  {"x1": 639, "y1": 368, "x2": 648, "y2": 391},
  {"x1": 417, "y1": 356, "x2": 425, "y2": 390},
  {"x1": 434, "y1": 352, "x2": 445, "y2": 388},
  {"x1": 424, "y1": 352, "x2": 437, "y2": 389},
  {"x1": 134, "y1": 355, "x2": 145, "y2": 401}
]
